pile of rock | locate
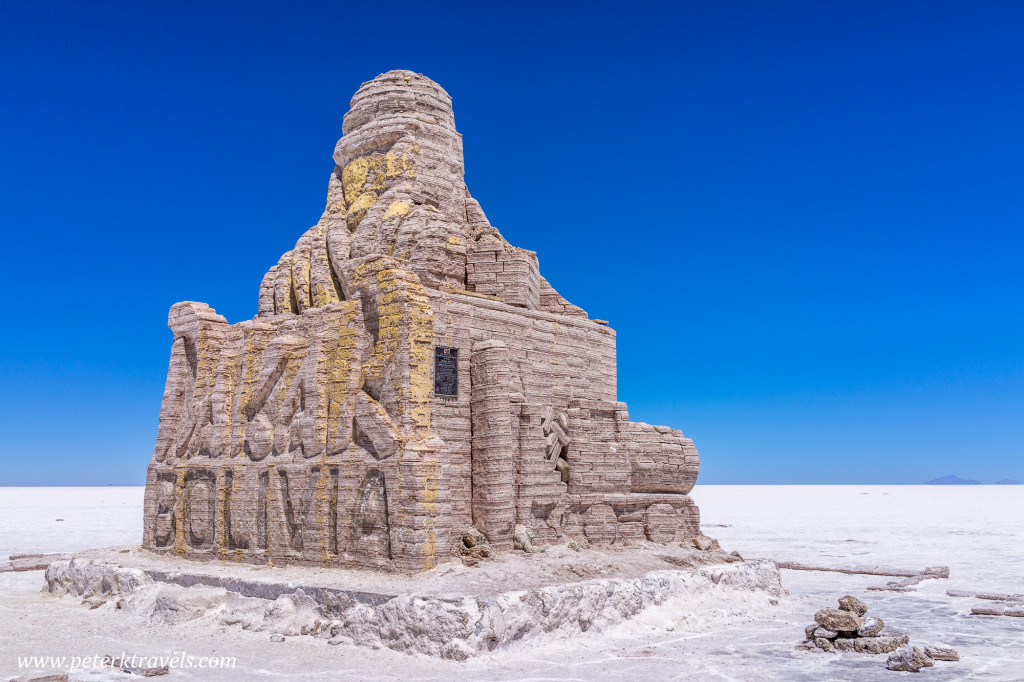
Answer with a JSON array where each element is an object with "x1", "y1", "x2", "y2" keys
[
  {"x1": 800, "y1": 595, "x2": 907, "y2": 654},
  {"x1": 799, "y1": 595, "x2": 960, "y2": 672},
  {"x1": 798, "y1": 593, "x2": 905, "y2": 655}
]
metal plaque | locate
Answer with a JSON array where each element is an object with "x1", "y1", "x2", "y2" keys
[{"x1": 434, "y1": 346, "x2": 458, "y2": 398}]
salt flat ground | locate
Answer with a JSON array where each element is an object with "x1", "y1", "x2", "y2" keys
[{"x1": 1, "y1": 485, "x2": 1022, "y2": 681}]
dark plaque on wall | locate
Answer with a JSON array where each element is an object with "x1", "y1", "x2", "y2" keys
[{"x1": 434, "y1": 346, "x2": 458, "y2": 398}]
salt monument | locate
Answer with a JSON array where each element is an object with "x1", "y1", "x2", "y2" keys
[{"x1": 143, "y1": 70, "x2": 701, "y2": 573}]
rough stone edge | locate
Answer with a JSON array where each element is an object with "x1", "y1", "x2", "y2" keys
[{"x1": 44, "y1": 558, "x2": 785, "y2": 659}]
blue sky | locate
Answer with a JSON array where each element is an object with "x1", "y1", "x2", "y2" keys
[{"x1": 1, "y1": 1, "x2": 1021, "y2": 485}]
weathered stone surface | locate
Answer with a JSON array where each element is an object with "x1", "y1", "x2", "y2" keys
[
  {"x1": 778, "y1": 562, "x2": 949, "y2": 580},
  {"x1": 924, "y1": 645, "x2": 960, "y2": 662},
  {"x1": 461, "y1": 527, "x2": 486, "y2": 549},
  {"x1": 886, "y1": 646, "x2": 934, "y2": 672},
  {"x1": 972, "y1": 606, "x2": 1024, "y2": 617},
  {"x1": 45, "y1": 552, "x2": 783, "y2": 658},
  {"x1": 829, "y1": 637, "x2": 855, "y2": 652},
  {"x1": 813, "y1": 637, "x2": 833, "y2": 651},
  {"x1": 868, "y1": 577, "x2": 925, "y2": 592},
  {"x1": 830, "y1": 630, "x2": 907, "y2": 654},
  {"x1": 869, "y1": 631, "x2": 909, "y2": 653},
  {"x1": 812, "y1": 626, "x2": 838, "y2": 639},
  {"x1": 512, "y1": 524, "x2": 540, "y2": 553},
  {"x1": 692, "y1": 534, "x2": 719, "y2": 551},
  {"x1": 814, "y1": 608, "x2": 863, "y2": 632},
  {"x1": 0, "y1": 553, "x2": 73, "y2": 572},
  {"x1": 838, "y1": 594, "x2": 868, "y2": 615},
  {"x1": 976, "y1": 592, "x2": 1024, "y2": 601},
  {"x1": 142, "y1": 70, "x2": 701, "y2": 573},
  {"x1": 566, "y1": 535, "x2": 589, "y2": 552},
  {"x1": 857, "y1": 615, "x2": 884, "y2": 637},
  {"x1": 470, "y1": 340, "x2": 516, "y2": 548},
  {"x1": 451, "y1": 527, "x2": 492, "y2": 566}
]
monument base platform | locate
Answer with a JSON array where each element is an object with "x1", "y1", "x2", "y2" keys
[{"x1": 44, "y1": 545, "x2": 785, "y2": 659}]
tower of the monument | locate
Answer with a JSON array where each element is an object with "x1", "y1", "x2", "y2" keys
[{"x1": 143, "y1": 70, "x2": 700, "y2": 573}]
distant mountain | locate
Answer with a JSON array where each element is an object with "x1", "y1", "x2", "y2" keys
[
  {"x1": 925, "y1": 475, "x2": 982, "y2": 485},
  {"x1": 994, "y1": 479, "x2": 1020, "y2": 485}
]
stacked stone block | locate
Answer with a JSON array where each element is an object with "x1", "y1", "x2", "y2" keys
[
  {"x1": 466, "y1": 244, "x2": 541, "y2": 309},
  {"x1": 469, "y1": 341, "x2": 517, "y2": 548},
  {"x1": 143, "y1": 70, "x2": 700, "y2": 573}
]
